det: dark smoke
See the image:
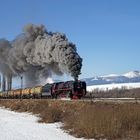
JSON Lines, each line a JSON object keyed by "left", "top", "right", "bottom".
{"left": 0, "top": 24, "right": 82, "bottom": 86}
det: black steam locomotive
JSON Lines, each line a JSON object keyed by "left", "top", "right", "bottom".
{"left": 0, "top": 80, "right": 86, "bottom": 99}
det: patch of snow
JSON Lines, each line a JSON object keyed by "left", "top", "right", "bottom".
{"left": 123, "top": 71, "right": 140, "bottom": 78}
{"left": 105, "top": 79, "right": 112, "bottom": 82}
{"left": 87, "top": 82, "right": 140, "bottom": 91}
{"left": 0, "top": 108, "right": 88, "bottom": 140}
{"left": 91, "top": 77, "right": 99, "bottom": 81}
{"left": 101, "top": 74, "right": 119, "bottom": 78}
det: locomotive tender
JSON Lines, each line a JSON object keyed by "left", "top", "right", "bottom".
{"left": 0, "top": 80, "right": 86, "bottom": 99}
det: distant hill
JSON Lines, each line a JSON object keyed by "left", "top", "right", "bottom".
{"left": 82, "top": 71, "right": 140, "bottom": 86}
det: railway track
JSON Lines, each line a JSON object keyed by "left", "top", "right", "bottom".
{"left": 82, "top": 98, "right": 140, "bottom": 103}
{"left": 0, "top": 98, "right": 140, "bottom": 103}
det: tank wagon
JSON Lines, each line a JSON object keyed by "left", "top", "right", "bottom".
{"left": 0, "top": 80, "right": 86, "bottom": 99}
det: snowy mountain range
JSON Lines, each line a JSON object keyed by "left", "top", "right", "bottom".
{"left": 82, "top": 71, "right": 140, "bottom": 86}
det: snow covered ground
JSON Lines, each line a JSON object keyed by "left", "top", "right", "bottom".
{"left": 87, "top": 82, "right": 140, "bottom": 92}
{"left": 0, "top": 107, "right": 85, "bottom": 140}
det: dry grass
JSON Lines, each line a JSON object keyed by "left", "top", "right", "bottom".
{"left": 63, "top": 103, "right": 140, "bottom": 139}
{"left": 0, "top": 99, "right": 140, "bottom": 140}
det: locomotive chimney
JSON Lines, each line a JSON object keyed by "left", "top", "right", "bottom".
{"left": 74, "top": 76, "right": 78, "bottom": 82}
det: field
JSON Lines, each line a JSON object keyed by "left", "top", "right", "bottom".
{"left": 0, "top": 99, "right": 140, "bottom": 140}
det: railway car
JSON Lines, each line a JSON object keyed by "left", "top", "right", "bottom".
{"left": 13, "top": 89, "right": 21, "bottom": 98}
{"left": 8, "top": 90, "right": 14, "bottom": 98}
{"left": 0, "top": 92, "right": 2, "bottom": 98}
{"left": 22, "top": 88, "right": 30, "bottom": 98}
{"left": 33, "top": 86, "right": 42, "bottom": 98}
{"left": 0, "top": 91, "right": 7, "bottom": 99}
{"left": 30, "top": 87, "right": 35, "bottom": 97}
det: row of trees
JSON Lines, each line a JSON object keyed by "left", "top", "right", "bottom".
{"left": 86, "top": 87, "right": 140, "bottom": 98}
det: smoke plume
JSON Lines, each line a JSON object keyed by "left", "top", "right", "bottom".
{"left": 0, "top": 24, "right": 82, "bottom": 86}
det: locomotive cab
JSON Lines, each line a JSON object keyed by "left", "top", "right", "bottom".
{"left": 41, "top": 83, "right": 53, "bottom": 98}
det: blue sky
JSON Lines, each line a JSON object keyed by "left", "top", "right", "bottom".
{"left": 0, "top": 0, "right": 140, "bottom": 79}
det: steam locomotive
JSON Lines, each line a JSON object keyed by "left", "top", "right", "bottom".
{"left": 0, "top": 80, "right": 86, "bottom": 99}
